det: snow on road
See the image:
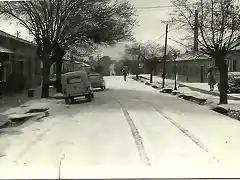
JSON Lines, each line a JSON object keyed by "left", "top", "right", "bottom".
{"left": 1, "top": 76, "right": 240, "bottom": 178}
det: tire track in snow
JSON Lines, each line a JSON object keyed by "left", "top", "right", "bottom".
{"left": 111, "top": 97, "right": 151, "bottom": 167}
{"left": 18, "top": 128, "right": 51, "bottom": 157}
{"left": 142, "top": 100, "right": 209, "bottom": 153}
{"left": 144, "top": 101, "right": 222, "bottom": 163}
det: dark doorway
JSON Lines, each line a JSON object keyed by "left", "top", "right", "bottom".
{"left": 233, "top": 60, "right": 237, "bottom": 72}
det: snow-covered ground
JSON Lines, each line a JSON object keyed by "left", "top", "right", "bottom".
{"left": 1, "top": 76, "right": 240, "bottom": 178}
{"left": 138, "top": 74, "right": 240, "bottom": 110}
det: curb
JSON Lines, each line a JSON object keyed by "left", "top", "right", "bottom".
{"left": 0, "top": 111, "right": 49, "bottom": 129}
{"left": 179, "top": 83, "right": 240, "bottom": 101}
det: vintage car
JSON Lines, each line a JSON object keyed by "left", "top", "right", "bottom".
{"left": 217, "top": 72, "right": 240, "bottom": 93}
{"left": 88, "top": 73, "right": 106, "bottom": 90}
{"left": 61, "top": 71, "right": 94, "bottom": 104}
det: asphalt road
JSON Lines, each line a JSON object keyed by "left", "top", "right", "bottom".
{"left": 1, "top": 76, "right": 240, "bottom": 178}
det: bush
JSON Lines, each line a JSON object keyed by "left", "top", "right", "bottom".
{"left": 6, "top": 73, "right": 26, "bottom": 93}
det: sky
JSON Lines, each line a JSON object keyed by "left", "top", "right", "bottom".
{"left": 0, "top": 0, "right": 192, "bottom": 60}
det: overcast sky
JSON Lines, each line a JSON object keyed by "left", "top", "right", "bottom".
{"left": 0, "top": 0, "right": 192, "bottom": 60}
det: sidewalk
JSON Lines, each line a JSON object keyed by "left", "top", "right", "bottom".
{"left": 0, "top": 86, "right": 63, "bottom": 129}
{"left": 135, "top": 74, "right": 240, "bottom": 120}
{"left": 0, "top": 86, "right": 59, "bottom": 113}
{"left": 139, "top": 74, "right": 240, "bottom": 101}
{"left": 138, "top": 74, "right": 181, "bottom": 88}
{"left": 179, "top": 83, "right": 240, "bottom": 101}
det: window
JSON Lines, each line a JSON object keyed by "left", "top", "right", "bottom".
{"left": 53, "top": 64, "right": 56, "bottom": 74}
{"left": 233, "top": 60, "right": 237, "bottom": 71}
{"left": 67, "top": 76, "right": 82, "bottom": 84}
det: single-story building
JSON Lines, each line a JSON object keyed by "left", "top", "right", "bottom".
{"left": 157, "top": 50, "right": 240, "bottom": 83}
{"left": 0, "top": 30, "right": 41, "bottom": 94}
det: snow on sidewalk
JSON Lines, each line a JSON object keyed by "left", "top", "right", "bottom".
{"left": 137, "top": 74, "right": 240, "bottom": 110}
{"left": 180, "top": 82, "right": 240, "bottom": 100}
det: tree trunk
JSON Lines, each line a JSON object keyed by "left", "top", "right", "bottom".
{"left": 218, "top": 63, "right": 228, "bottom": 104}
{"left": 56, "top": 59, "right": 63, "bottom": 93}
{"left": 214, "top": 53, "right": 228, "bottom": 104}
{"left": 40, "top": 42, "right": 52, "bottom": 98}
{"left": 136, "top": 61, "right": 139, "bottom": 79}
{"left": 41, "top": 55, "right": 51, "bottom": 98}
{"left": 55, "top": 47, "right": 65, "bottom": 93}
{"left": 150, "top": 68, "right": 153, "bottom": 83}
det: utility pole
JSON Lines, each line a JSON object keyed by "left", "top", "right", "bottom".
{"left": 136, "top": 45, "right": 140, "bottom": 80}
{"left": 16, "top": 31, "right": 20, "bottom": 39}
{"left": 193, "top": 10, "right": 199, "bottom": 52}
{"left": 162, "top": 24, "right": 168, "bottom": 88}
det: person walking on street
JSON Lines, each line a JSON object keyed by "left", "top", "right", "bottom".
{"left": 207, "top": 67, "right": 216, "bottom": 91}
{"left": 122, "top": 69, "right": 127, "bottom": 81}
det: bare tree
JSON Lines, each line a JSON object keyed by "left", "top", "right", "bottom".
{"left": 52, "top": 0, "right": 137, "bottom": 92}
{"left": 169, "top": 0, "right": 240, "bottom": 104}
{"left": 125, "top": 42, "right": 177, "bottom": 83}
{"left": 0, "top": 0, "right": 137, "bottom": 97}
{"left": 0, "top": 1, "right": 67, "bottom": 98}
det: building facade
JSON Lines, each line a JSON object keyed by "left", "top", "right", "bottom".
{"left": 0, "top": 30, "right": 41, "bottom": 94}
{"left": 157, "top": 51, "right": 240, "bottom": 83}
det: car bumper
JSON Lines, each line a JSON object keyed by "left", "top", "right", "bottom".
{"left": 91, "top": 83, "right": 102, "bottom": 88}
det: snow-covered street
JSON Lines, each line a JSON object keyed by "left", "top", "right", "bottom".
{"left": 1, "top": 76, "right": 240, "bottom": 178}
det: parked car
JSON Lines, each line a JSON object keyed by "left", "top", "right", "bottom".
{"left": 217, "top": 72, "right": 240, "bottom": 93}
{"left": 61, "top": 71, "right": 94, "bottom": 104}
{"left": 88, "top": 73, "right": 106, "bottom": 90}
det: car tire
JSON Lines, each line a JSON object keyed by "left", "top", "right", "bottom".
{"left": 101, "top": 86, "right": 104, "bottom": 91}
{"left": 65, "top": 97, "right": 71, "bottom": 105}
{"left": 86, "top": 94, "right": 92, "bottom": 102}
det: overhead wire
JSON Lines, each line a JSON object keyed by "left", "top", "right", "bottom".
{"left": 135, "top": 3, "right": 195, "bottom": 10}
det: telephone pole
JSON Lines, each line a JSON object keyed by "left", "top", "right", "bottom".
{"left": 162, "top": 24, "right": 168, "bottom": 88}
{"left": 136, "top": 45, "right": 140, "bottom": 80}
{"left": 193, "top": 10, "right": 199, "bottom": 52}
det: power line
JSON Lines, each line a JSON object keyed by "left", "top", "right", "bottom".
{"left": 153, "top": 25, "right": 181, "bottom": 42}
{"left": 135, "top": 3, "right": 194, "bottom": 10}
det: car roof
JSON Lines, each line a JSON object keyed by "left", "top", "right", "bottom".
{"left": 62, "top": 71, "right": 87, "bottom": 77}
{"left": 89, "top": 73, "right": 101, "bottom": 76}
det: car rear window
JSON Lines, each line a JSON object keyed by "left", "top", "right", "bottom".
{"left": 67, "top": 76, "right": 82, "bottom": 84}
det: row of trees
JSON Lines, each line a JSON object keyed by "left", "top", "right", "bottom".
{"left": 121, "top": 41, "right": 179, "bottom": 83}
{"left": 125, "top": 0, "right": 240, "bottom": 104}
{"left": 0, "top": 0, "right": 137, "bottom": 98}
{"left": 169, "top": 0, "right": 240, "bottom": 104}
